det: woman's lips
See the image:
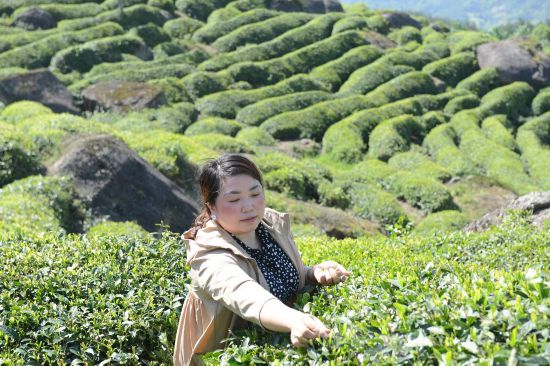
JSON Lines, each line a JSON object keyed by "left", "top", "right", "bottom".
{"left": 241, "top": 216, "right": 257, "bottom": 222}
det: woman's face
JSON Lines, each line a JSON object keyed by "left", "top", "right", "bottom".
{"left": 208, "top": 174, "right": 266, "bottom": 235}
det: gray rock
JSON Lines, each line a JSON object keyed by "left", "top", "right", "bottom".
{"left": 270, "top": 0, "right": 343, "bottom": 13}
{"left": 48, "top": 134, "right": 200, "bottom": 233}
{"left": 81, "top": 81, "right": 166, "bottom": 113}
{"left": 0, "top": 69, "right": 78, "bottom": 114}
{"left": 465, "top": 191, "right": 550, "bottom": 231}
{"left": 382, "top": 12, "right": 422, "bottom": 29}
{"left": 13, "top": 7, "right": 56, "bottom": 30}
{"left": 477, "top": 39, "right": 550, "bottom": 88}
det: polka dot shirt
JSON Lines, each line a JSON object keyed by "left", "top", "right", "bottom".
{"left": 230, "top": 222, "right": 299, "bottom": 303}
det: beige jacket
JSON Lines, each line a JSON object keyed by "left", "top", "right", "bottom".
{"left": 173, "top": 208, "right": 309, "bottom": 366}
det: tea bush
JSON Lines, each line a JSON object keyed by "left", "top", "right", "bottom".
{"left": 367, "top": 115, "right": 423, "bottom": 161}
{"left": 478, "top": 81, "right": 535, "bottom": 120}
{"left": 339, "top": 61, "right": 414, "bottom": 95}
{"left": 480, "top": 115, "right": 517, "bottom": 151}
{"left": 388, "top": 151, "right": 452, "bottom": 182}
{"left": 422, "top": 51, "right": 478, "bottom": 87}
{"left": 198, "top": 13, "right": 344, "bottom": 71}
{"left": 532, "top": 87, "right": 550, "bottom": 116}
{"left": 413, "top": 210, "right": 468, "bottom": 234}
{"left": 236, "top": 91, "right": 332, "bottom": 126}
{"left": 310, "top": 45, "right": 383, "bottom": 91}
{"left": 447, "top": 30, "right": 495, "bottom": 54}
{"left": 456, "top": 67, "right": 501, "bottom": 97}
{"left": 516, "top": 112, "right": 550, "bottom": 190}
{"left": 212, "top": 13, "right": 314, "bottom": 52}
{"left": 195, "top": 74, "right": 326, "bottom": 118}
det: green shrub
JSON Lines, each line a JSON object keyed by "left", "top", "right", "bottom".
{"left": 516, "top": 112, "right": 550, "bottom": 190}
{"left": 388, "top": 26, "right": 422, "bottom": 45}
{"left": 423, "top": 123, "right": 473, "bottom": 176}
{"left": 181, "top": 71, "right": 230, "bottom": 101}
{"left": 0, "top": 101, "right": 53, "bottom": 124}
{"left": 163, "top": 16, "right": 204, "bottom": 38}
{"left": 175, "top": 0, "right": 231, "bottom": 21}
{"left": 448, "top": 30, "right": 495, "bottom": 54}
{"left": 236, "top": 91, "right": 332, "bottom": 126}
{"left": 212, "top": 13, "right": 314, "bottom": 52}
{"left": 0, "top": 175, "right": 85, "bottom": 233}
{"left": 0, "top": 134, "right": 43, "bottom": 188}
{"left": 459, "top": 128, "right": 538, "bottom": 195}
{"left": 0, "top": 230, "right": 187, "bottom": 363}
{"left": 422, "top": 51, "right": 478, "bottom": 87}
{"left": 365, "top": 71, "right": 438, "bottom": 106}
{"left": 532, "top": 87, "right": 550, "bottom": 116}
{"left": 50, "top": 35, "right": 151, "bottom": 74}
{"left": 256, "top": 152, "right": 330, "bottom": 201}
{"left": 532, "top": 23, "right": 550, "bottom": 45}
{"left": 184, "top": 117, "right": 243, "bottom": 136}
{"left": 0, "top": 28, "right": 60, "bottom": 54}
{"left": 193, "top": 133, "right": 255, "bottom": 154}
{"left": 206, "top": 6, "right": 244, "bottom": 23}
{"left": 70, "top": 64, "right": 196, "bottom": 92}
{"left": 260, "top": 95, "right": 370, "bottom": 141}
{"left": 192, "top": 8, "right": 278, "bottom": 44}
{"left": 481, "top": 115, "right": 517, "bottom": 151}
{"left": 317, "top": 180, "right": 350, "bottom": 209}
{"left": 0, "top": 192, "right": 63, "bottom": 235}
{"left": 13, "top": 3, "right": 102, "bottom": 21}
{"left": 388, "top": 151, "right": 452, "bottom": 182}
{"left": 331, "top": 15, "right": 369, "bottom": 34}
{"left": 310, "top": 45, "right": 383, "bottom": 91}
{"left": 418, "top": 110, "right": 447, "bottom": 131}
{"left": 59, "top": 4, "right": 170, "bottom": 30}
{"left": 91, "top": 103, "right": 197, "bottom": 134}
{"left": 339, "top": 61, "right": 414, "bottom": 95}
{"left": 365, "top": 14, "right": 389, "bottom": 34}
{"left": 198, "top": 13, "right": 345, "bottom": 71}
{"left": 235, "top": 126, "right": 276, "bottom": 146}
{"left": 129, "top": 23, "right": 171, "bottom": 47}
{"left": 85, "top": 53, "right": 203, "bottom": 78}
{"left": 0, "top": 67, "right": 27, "bottom": 79}
{"left": 367, "top": 115, "right": 423, "bottom": 161}
{"left": 421, "top": 40, "right": 450, "bottom": 59}
{"left": 443, "top": 94, "right": 480, "bottom": 115}
{"left": 348, "top": 182, "right": 407, "bottom": 225}
{"left": 448, "top": 109, "right": 481, "bottom": 138}
{"left": 382, "top": 46, "right": 440, "bottom": 70}
{"left": 414, "top": 210, "right": 468, "bottom": 234}
{"left": 0, "top": 22, "right": 123, "bottom": 69}
{"left": 478, "top": 81, "right": 535, "bottom": 119}
{"left": 87, "top": 220, "right": 149, "bottom": 238}
{"left": 456, "top": 67, "right": 501, "bottom": 97}
{"left": 195, "top": 74, "right": 326, "bottom": 118}
{"left": 148, "top": 77, "right": 192, "bottom": 104}
{"left": 322, "top": 97, "right": 426, "bottom": 163}
{"left": 227, "top": 30, "right": 366, "bottom": 86}
{"left": 385, "top": 170, "right": 456, "bottom": 213}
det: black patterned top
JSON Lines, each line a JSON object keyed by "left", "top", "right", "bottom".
{"left": 229, "top": 222, "right": 299, "bottom": 303}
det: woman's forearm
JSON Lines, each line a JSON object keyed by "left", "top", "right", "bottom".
{"left": 258, "top": 298, "right": 303, "bottom": 332}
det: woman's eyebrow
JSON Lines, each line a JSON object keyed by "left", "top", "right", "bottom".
{"left": 223, "top": 184, "right": 261, "bottom": 196}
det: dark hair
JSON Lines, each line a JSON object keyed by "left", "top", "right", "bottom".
{"left": 189, "top": 154, "right": 263, "bottom": 238}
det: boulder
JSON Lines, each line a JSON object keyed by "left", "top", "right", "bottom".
{"left": 0, "top": 69, "right": 78, "bottom": 114}
{"left": 270, "top": 0, "right": 343, "bottom": 13}
{"left": 48, "top": 134, "right": 200, "bottom": 233}
{"left": 12, "top": 7, "right": 56, "bottom": 30}
{"left": 476, "top": 39, "right": 550, "bottom": 88}
{"left": 80, "top": 81, "right": 167, "bottom": 113}
{"left": 382, "top": 12, "right": 422, "bottom": 29}
{"left": 465, "top": 191, "right": 550, "bottom": 231}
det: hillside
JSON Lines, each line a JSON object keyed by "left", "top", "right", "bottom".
{"left": 345, "top": 0, "right": 550, "bottom": 29}
{"left": 1, "top": 0, "right": 550, "bottom": 363}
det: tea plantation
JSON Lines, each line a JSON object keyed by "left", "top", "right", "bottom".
{"left": 1, "top": 0, "right": 550, "bottom": 363}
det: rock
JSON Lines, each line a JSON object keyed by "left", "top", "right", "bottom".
{"left": 364, "top": 31, "right": 396, "bottom": 49}
{"left": 476, "top": 39, "right": 550, "bottom": 88}
{"left": 464, "top": 191, "right": 550, "bottom": 231}
{"left": 270, "top": 0, "right": 343, "bottom": 13}
{"left": 432, "top": 76, "right": 447, "bottom": 93}
{"left": 48, "top": 134, "right": 200, "bottom": 233}
{"left": 277, "top": 139, "right": 321, "bottom": 158}
{"left": 12, "top": 7, "right": 57, "bottom": 30}
{"left": 382, "top": 12, "right": 422, "bottom": 29}
{"left": 80, "top": 81, "right": 167, "bottom": 113}
{"left": 0, "top": 69, "right": 78, "bottom": 114}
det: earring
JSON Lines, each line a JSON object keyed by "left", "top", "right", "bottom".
{"left": 211, "top": 213, "right": 217, "bottom": 221}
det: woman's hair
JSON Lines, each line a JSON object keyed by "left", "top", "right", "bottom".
{"left": 189, "top": 153, "right": 263, "bottom": 238}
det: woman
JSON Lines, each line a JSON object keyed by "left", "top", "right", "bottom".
{"left": 173, "top": 154, "right": 350, "bottom": 365}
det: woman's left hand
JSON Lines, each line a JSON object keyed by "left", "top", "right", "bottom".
{"left": 311, "top": 261, "right": 351, "bottom": 285}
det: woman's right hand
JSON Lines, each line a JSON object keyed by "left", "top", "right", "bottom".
{"left": 289, "top": 313, "right": 331, "bottom": 347}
